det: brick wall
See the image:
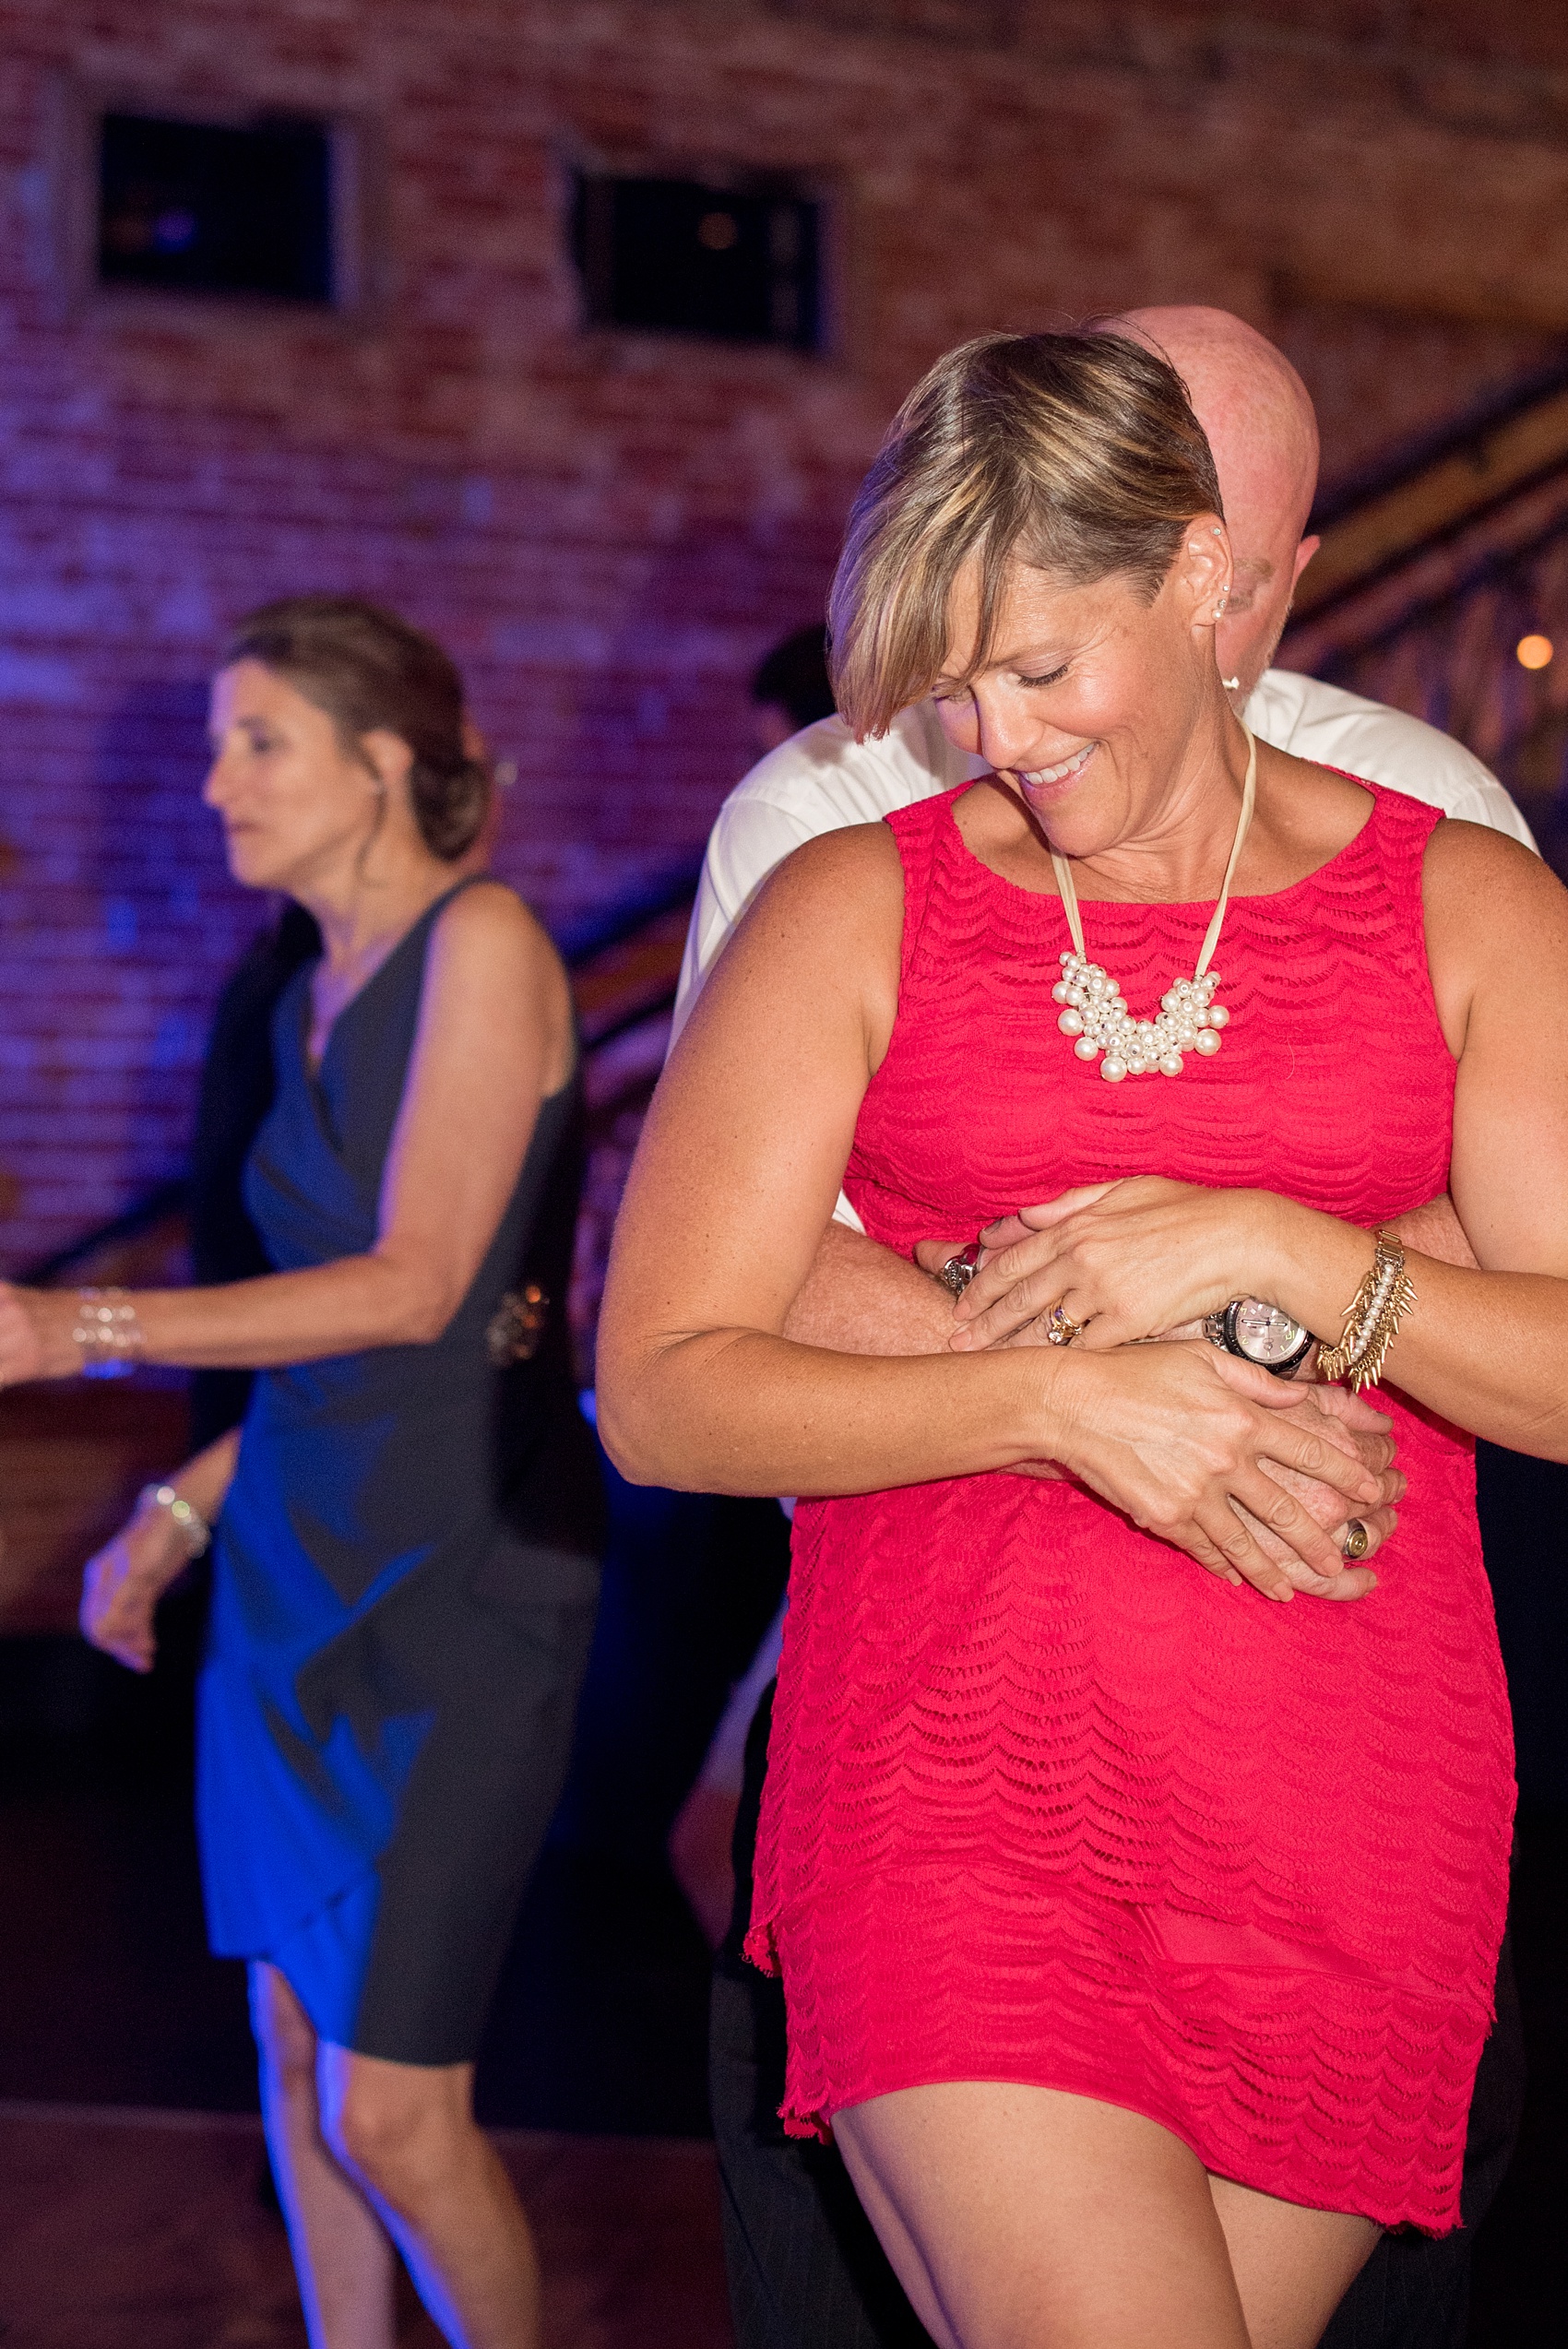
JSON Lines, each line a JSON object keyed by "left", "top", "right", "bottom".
{"left": 2, "top": 0, "right": 1567, "bottom": 1266}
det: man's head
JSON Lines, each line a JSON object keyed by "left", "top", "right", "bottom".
{"left": 1113, "top": 306, "right": 1320, "bottom": 694}
{"left": 750, "top": 623, "right": 837, "bottom": 754}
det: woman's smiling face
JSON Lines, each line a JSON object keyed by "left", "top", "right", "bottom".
{"left": 931, "top": 516, "right": 1232, "bottom": 859}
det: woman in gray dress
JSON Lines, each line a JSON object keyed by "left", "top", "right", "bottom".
{"left": 0, "top": 598, "right": 603, "bottom": 2349}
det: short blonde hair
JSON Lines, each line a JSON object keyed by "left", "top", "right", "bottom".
{"left": 828, "top": 331, "right": 1223, "bottom": 738}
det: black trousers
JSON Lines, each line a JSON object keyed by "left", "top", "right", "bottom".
{"left": 713, "top": 1684, "right": 1524, "bottom": 2349}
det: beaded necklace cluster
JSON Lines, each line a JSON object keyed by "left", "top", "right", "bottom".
{"left": 1049, "top": 726, "right": 1257, "bottom": 1085}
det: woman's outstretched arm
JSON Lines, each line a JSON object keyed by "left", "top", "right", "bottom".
{"left": 0, "top": 885, "right": 571, "bottom": 1377}
{"left": 597, "top": 826, "right": 1396, "bottom": 1602}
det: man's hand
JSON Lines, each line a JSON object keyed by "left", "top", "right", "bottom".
{"left": 782, "top": 1222, "right": 1075, "bottom": 1471}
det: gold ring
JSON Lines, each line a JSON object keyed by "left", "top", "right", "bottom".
{"left": 1342, "top": 1520, "right": 1370, "bottom": 1561}
{"left": 1045, "top": 1304, "right": 1087, "bottom": 1347}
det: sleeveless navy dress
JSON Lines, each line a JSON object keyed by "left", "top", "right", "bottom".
{"left": 196, "top": 880, "right": 604, "bottom": 2063}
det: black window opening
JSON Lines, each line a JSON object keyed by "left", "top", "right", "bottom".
{"left": 97, "top": 112, "right": 335, "bottom": 303}
{"left": 574, "top": 174, "right": 821, "bottom": 351}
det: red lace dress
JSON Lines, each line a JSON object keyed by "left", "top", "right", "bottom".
{"left": 744, "top": 779, "right": 1515, "bottom": 2233}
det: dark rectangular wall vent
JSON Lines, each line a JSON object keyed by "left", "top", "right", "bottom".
{"left": 98, "top": 112, "right": 334, "bottom": 303}
{"left": 573, "top": 174, "right": 820, "bottom": 350}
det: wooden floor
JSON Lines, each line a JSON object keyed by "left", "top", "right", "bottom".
{"left": 0, "top": 2103, "right": 735, "bottom": 2349}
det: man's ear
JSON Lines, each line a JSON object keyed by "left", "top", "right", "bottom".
{"left": 1291, "top": 533, "right": 1321, "bottom": 587}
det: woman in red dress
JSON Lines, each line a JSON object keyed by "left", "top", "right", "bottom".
{"left": 598, "top": 333, "right": 1562, "bottom": 2348}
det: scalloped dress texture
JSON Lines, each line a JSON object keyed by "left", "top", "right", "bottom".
{"left": 743, "top": 779, "right": 1515, "bottom": 2233}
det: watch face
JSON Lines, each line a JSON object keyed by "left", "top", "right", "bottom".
{"left": 1229, "top": 1298, "right": 1310, "bottom": 1367}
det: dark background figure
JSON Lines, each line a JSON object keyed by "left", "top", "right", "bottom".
{"left": 748, "top": 624, "right": 837, "bottom": 755}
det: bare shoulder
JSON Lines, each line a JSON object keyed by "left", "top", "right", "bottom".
{"left": 743, "top": 818, "right": 906, "bottom": 935}
{"left": 1422, "top": 818, "right": 1568, "bottom": 1054}
{"left": 421, "top": 882, "right": 572, "bottom": 1084}
{"left": 1423, "top": 816, "right": 1568, "bottom": 944}
{"left": 683, "top": 820, "right": 905, "bottom": 1059}
{"left": 430, "top": 878, "right": 564, "bottom": 982}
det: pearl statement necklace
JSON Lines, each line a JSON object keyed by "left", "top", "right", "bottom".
{"left": 1050, "top": 726, "right": 1257, "bottom": 1085}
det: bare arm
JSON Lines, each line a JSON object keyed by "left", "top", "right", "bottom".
{"left": 782, "top": 1220, "right": 958, "bottom": 1353}
{"left": 0, "top": 885, "right": 572, "bottom": 1378}
{"left": 598, "top": 827, "right": 1396, "bottom": 1603}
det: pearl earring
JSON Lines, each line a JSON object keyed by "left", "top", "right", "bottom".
{"left": 1222, "top": 675, "right": 1241, "bottom": 692}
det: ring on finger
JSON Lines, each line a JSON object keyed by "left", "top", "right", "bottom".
{"left": 1044, "top": 1302, "right": 1087, "bottom": 1347}
{"left": 1341, "top": 1519, "right": 1370, "bottom": 1561}
{"left": 935, "top": 1243, "right": 983, "bottom": 1299}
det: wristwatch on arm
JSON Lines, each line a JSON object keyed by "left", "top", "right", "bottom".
{"left": 1204, "top": 1297, "right": 1315, "bottom": 1378}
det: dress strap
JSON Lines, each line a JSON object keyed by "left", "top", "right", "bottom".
{"left": 884, "top": 785, "right": 970, "bottom": 991}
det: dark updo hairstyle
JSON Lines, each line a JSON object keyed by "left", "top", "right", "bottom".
{"left": 828, "top": 330, "right": 1224, "bottom": 738}
{"left": 220, "top": 595, "right": 492, "bottom": 861}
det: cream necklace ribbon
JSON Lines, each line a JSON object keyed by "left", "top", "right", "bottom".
{"left": 1050, "top": 725, "right": 1257, "bottom": 1085}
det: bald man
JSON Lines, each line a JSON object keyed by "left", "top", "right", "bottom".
{"left": 690, "top": 311, "right": 1526, "bottom": 2349}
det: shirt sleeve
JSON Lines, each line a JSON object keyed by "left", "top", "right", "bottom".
{"left": 671, "top": 795, "right": 819, "bottom": 1041}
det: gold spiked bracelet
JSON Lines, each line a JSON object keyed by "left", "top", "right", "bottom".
{"left": 1317, "top": 1227, "right": 1417, "bottom": 1393}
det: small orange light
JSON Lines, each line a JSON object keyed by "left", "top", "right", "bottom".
{"left": 1516, "top": 634, "right": 1554, "bottom": 670}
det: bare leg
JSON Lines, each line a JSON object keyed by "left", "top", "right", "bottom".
{"left": 251, "top": 1963, "right": 396, "bottom": 2349}
{"left": 836, "top": 2081, "right": 1378, "bottom": 2349}
{"left": 318, "top": 2044, "right": 541, "bottom": 2349}
{"left": 834, "top": 2081, "right": 1252, "bottom": 2349}
{"left": 1209, "top": 2173, "right": 1379, "bottom": 2349}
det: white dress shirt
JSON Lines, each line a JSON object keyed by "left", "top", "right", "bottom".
{"left": 675, "top": 670, "right": 1534, "bottom": 1031}
{"left": 671, "top": 670, "right": 1535, "bottom": 1229}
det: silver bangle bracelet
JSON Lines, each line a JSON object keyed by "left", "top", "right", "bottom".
{"left": 74, "top": 1287, "right": 146, "bottom": 1381}
{"left": 138, "top": 1483, "right": 211, "bottom": 1560}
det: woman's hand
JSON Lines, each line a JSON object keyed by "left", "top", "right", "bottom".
{"left": 1049, "top": 1338, "right": 1402, "bottom": 1603}
{"left": 80, "top": 1498, "right": 192, "bottom": 1673}
{"left": 0, "top": 1285, "right": 81, "bottom": 1386}
{"left": 940, "top": 1180, "right": 1288, "bottom": 1351}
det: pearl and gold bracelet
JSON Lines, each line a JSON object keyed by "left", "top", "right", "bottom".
{"left": 1317, "top": 1228, "right": 1417, "bottom": 1394}
{"left": 138, "top": 1483, "right": 212, "bottom": 1560}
